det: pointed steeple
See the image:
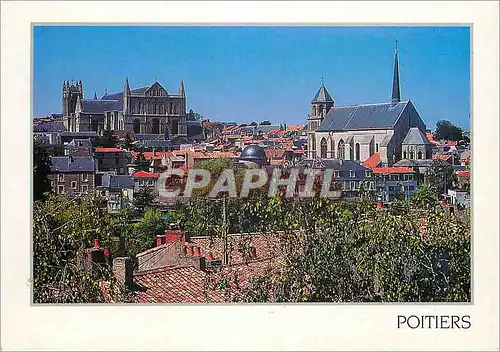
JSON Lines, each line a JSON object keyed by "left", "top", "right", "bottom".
{"left": 179, "top": 80, "right": 185, "bottom": 97}
{"left": 311, "top": 80, "right": 334, "bottom": 104}
{"left": 93, "top": 91, "right": 98, "bottom": 100}
{"left": 124, "top": 77, "right": 130, "bottom": 95}
{"left": 391, "top": 41, "right": 401, "bottom": 105}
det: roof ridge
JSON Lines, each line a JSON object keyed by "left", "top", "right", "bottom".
{"left": 334, "top": 100, "right": 409, "bottom": 108}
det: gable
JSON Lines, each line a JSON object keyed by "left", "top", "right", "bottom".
{"left": 145, "top": 82, "right": 168, "bottom": 97}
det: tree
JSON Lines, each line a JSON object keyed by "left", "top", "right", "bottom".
{"left": 33, "top": 192, "right": 133, "bottom": 303}
{"left": 433, "top": 120, "right": 463, "bottom": 141}
{"left": 411, "top": 185, "right": 438, "bottom": 208}
{"left": 132, "top": 188, "right": 155, "bottom": 214}
{"left": 97, "top": 128, "right": 118, "bottom": 148}
{"left": 33, "top": 140, "right": 52, "bottom": 200}
{"left": 260, "top": 120, "right": 272, "bottom": 125}
{"left": 187, "top": 109, "right": 207, "bottom": 121}
{"left": 425, "top": 160, "right": 456, "bottom": 197}
{"left": 120, "top": 131, "right": 134, "bottom": 151}
{"left": 134, "top": 152, "right": 150, "bottom": 172}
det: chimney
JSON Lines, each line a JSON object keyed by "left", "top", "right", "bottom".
{"left": 113, "top": 257, "right": 133, "bottom": 288}
{"left": 193, "top": 246, "right": 201, "bottom": 257}
{"left": 165, "top": 229, "right": 185, "bottom": 244}
{"left": 186, "top": 243, "right": 194, "bottom": 256}
{"left": 156, "top": 234, "right": 166, "bottom": 247}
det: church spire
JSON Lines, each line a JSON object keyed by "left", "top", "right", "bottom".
{"left": 391, "top": 41, "right": 401, "bottom": 105}
{"left": 93, "top": 91, "right": 98, "bottom": 100}
{"left": 179, "top": 80, "right": 185, "bottom": 97}
{"left": 124, "top": 77, "right": 130, "bottom": 95}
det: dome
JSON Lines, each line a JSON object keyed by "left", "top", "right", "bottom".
{"left": 239, "top": 144, "right": 268, "bottom": 165}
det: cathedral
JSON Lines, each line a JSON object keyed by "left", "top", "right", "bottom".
{"left": 62, "top": 78, "right": 188, "bottom": 136}
{"left": 306, "top": 44, "right": 432, "bottom": 167}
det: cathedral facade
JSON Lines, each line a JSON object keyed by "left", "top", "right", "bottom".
{"left": 306, "top": 45, "right": 432, "bottom": 167}
{"left": 62, "top": 78, "right": 188, "bottom": 137}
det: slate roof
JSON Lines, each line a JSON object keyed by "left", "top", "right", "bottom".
{"left": 50, "top": 156, "right": 95, "bottom": 173}
{"left": 393, "top": 159, "right": 435, "bottom": 168}
{"left": 60, "top": 131, "right": 99, "bottom": 138}
{"left": 100, "top": 174, "right": 134, "bottom": 190}
{"left": 312, "top": 85, "right": 334, "bottom": 103}
{"left": 33, "top": 120, "right": 65, "bottom": 132}
{"left": 81, "top": 99, "right": 121, "bottom": 114}
{"left": 317, "top": 101, "right": 409, "bottom": 132}
{"left": 402, "top": 127, "right": 433, "bottom": 145}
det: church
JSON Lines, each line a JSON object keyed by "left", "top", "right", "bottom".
{"left": 306, "top": 44, "right": 433, "bottom": 167}
{"left": 62, "top": 78, "right": 188, "bottom": 137}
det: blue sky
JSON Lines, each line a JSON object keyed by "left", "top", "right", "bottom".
{"left": 33, "top": 26, "right": 470, "bottom": 130}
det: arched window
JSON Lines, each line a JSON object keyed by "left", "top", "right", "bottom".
{"left": 417, "top": 151, "right": 423, "bottom": 159}
{"left": 330, "top": 139, "right": 335, "bottom": 158}
{"left": 152, "top": 118, "right": 160, "bottom": 134}
{"left": 355, "top": 143, "right": 360, "bottom": 160}
{"left": 171, "top": 119, "right": 179, "bottom": 135}
{"left": 337, "top": 140, "right": 345, "bottom": 159}
{"left": 133, "top": 118, "right": 141, "bottom": 134}
{"left": 320, "top": 138, "right": 327, "bottom": 158}
{"left": 403, "top": 151, "right": 407, "bottom": 159}
{"left": 349, "top": 140, "right": 354, "bottom": 160}
{"left": 409, "top": 149, "right": 414, "bottom": 159}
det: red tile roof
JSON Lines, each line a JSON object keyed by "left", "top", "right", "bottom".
{"left": 133, "top": 171, "right": 160, "bottom": 178}
{"left": 432, "top": 154, "right": 453, "bottom": 161}
{"left": 456, "top": 170, "right": 470, "bottom": 177}
{"left": 361, "top": 152, "right": 381, "bottom": 169}
{"left": 265, "top": 149, "right": 286, "bottom": 159}
{"left": 95, "top": 147, "right": 124, "bottom": 153}
{"left": 372, "top": 166, "right": 414, "bottom": 174}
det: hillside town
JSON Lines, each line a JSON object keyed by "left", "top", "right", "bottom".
{"left": 33, "top": 44, "right": 471, "bottom": 304}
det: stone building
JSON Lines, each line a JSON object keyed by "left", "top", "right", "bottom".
{"left": 48, "top": 155, "right": 95, "bottom": 196}
{"left": 306, "top": 44, "right": 432, "bottom": 167}
{"left": 62, "top": 79, "right": 187, "bottom": 137}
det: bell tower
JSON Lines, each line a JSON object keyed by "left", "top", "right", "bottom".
{"left": 307, "top": 77, "right": 334, "bottom": 158}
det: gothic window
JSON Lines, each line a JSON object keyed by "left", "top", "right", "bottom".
{"left": 171, "top": 119, "right": 179, "bottom": 135}
{"left": 330, "top": 139, "right": 335, "bottom": 158}
{"left": 133, "top": 118, "right": 141, "bottom": 134}
{"left": 349, "top": 140, "right": 354, "bottom": 160}
{"left": 320, "top": 138, "right": 327, "bottom": 158}
{"left": 152, "top": 118, "right": 160, "bottom": 134}
{"left": 337, "top": 140, "right": 345, "bottom": 159}
{"left": 403, "top": 151, "right": 407, "bottom": 159}
{"left": 410, "top": 150, "right": 414, "bottom": 159}
{"left": 355, "top": 143, "right": 360, "bottom": 161}
{"left": 417, "top": 151, "right": 423, "bottom": 159}
{"left": 311, "top": 135, "right": 316, "bottom": 151}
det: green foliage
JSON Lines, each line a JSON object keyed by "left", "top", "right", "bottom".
{"left": 411, "top": 185, "right": 438, "bottom": 207}
{"left": 132, "top": 188, "right": 155, "bottom": 214}
{"left": 134, "top": 152, "right": 151, "bottom": 171}
{"left": 96, "top": 128, "right": 118, "bottom": 148}
{"left": 425, "top": 160, "right": 456, "bottom": 196}
{"left": 119, "top": 131, "right": 135, "bottom": 151}
{"left": 187, "top": 109, "right": 207, "bottom": 121}
{"left": 32, "top": 192, "right": 129, "bottom": 303}
{"left": 433, "top": 120, "right": 464, "bottom": 141}
{"left": 197, "top": 198, "right": 470, "bottom": 303}
{"left": 33, "top": 140, "right": 52, "bottom": 201}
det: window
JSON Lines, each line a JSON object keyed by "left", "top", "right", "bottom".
{"left": 350, "top": 181, "right": 356, "bottom": 190}
{"left": 337, "top": 140, "right": 345, "bottom": 159}
{"left": 311, "top": 136, "right": 316, "bottom": 151}
{"left": 376, "top": 143, "right": 379, "bottom": 152}
{"left": 58, "top": 174, "right": 64, "bottom": 182}
{"left": 148, "top": 179, "right": 154, "bottom": 185}
{"left": 403, "top": 151, "right": 407, "bottom": 159}
{"left": 355, "top": 143, "right": 360, "bottom": 161}
{"left": 82, "top": 173, "right": 88, "bottom": 182}
{"left": 417, "top": 151, "right": 423, "bottom": 159}
{"left": 320, "top": 138, "right": 327, "bottom": 158}
{"left": 408, "top": 185, "right": 415, "bottom": 191}
{"left": 82, "top": 185, "right": 88, "bottom": 193}
{"left": 365, "top": 171, "right": 372, "bottom": 178}
{"left": 350, "top": 170, "right": 356, "bottom": 178}
{"left": 334, "top": 170, "right": 340, "bottom": 178}
{"left": 58, "top": 185, "right": 65, "bottom": 194}
{"left": 369, "top": 181, "right": 375, "bottom": 190}
{"left": 71, "top": 181, "right": 77, "bottom": 189}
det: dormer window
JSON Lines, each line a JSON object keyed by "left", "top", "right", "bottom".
{"left": 350, "top": 170, "right": 356, "bottom": 178}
